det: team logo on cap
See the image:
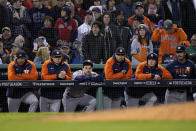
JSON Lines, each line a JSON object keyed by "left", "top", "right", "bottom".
{"left": 120, "top": 49, "right": 123, "bottom": 52}
{"left": 19, "top": 54, "right": 22, "bottom": 57}
{"left": 178, "top": 46, "right": 181, "bottom": 50}
{"left": 151, "top": 54, "right": 154, "bottom": 57}
{"left": 57, "top": 51, "right": 60, "bottom": 54}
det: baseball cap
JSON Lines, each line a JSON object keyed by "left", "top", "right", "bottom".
{"left": 163, "top": 19, "right": 173, "bottom": 29}
{"left": 85, "top": 10, "right": 93, "bottom": 16}
{"left": 176, "top": 45, "right": 186, "bottom": 53}
{"left": 147, "top": 53, "right": 158, "bottom": 60}
{"left": 51, "top": 50, "right": 62, "bottom": 57}
{"left": 135, "top": 1, "right": 144, "bottom": 9}
{"left": 115, "top": 47, "right": 126, "bottom": 55}
{"left": 16, "top": 50, "right": 26, "bottom": 59}
{"left": 92, "top": 7, "right": 101, "bottom": 13}
{"left": 2, "top": 27, "right": 11, "bottom": 32}
{"left": 138, "top": 24, "right": 147, "bottom": 31}
{"left": 83, "top": 59, "right": 93, "bottom": 67}
{"left": 12, "top": 42, "right": 21, "bottom": 48}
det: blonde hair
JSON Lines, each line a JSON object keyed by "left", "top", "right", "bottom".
{"left": 36, "top": 47, "right": 50, "bottom": 62}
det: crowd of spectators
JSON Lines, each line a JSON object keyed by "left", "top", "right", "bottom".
{"left": 0, "top": 0, "right": 196, "bottom": 65}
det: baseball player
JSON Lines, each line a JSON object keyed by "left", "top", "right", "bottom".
{"left": 125, "top": 53, "right": 173, "bottom": 107}
{"left": 104, "top": 47, "right": 133, "bottom": 109}
{"left": 40, "top": 50, "right": 72, "bottom": 112}
{"left": 7, "top": 50, "right": 38, "bottom": 112}
{"left": 62, "top": 59, "right": 104, "bottom": 112}
{"left": 165, "top": 45, "right": 196, "bottom": 104}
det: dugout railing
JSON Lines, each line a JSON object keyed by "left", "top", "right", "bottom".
{"left": 0, "top": 80, "right": 195, "bottom": 111}
{"left": 0, "top": 64, "right": 195, "bottom": 112}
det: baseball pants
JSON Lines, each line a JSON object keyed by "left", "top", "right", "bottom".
{"left": 124, "top": 92, "right": 157, "bottom": 107}
{"left": 165, "top": 89, "right": 187, "bottom": 104}
{"left": 103, "top": 95, "right": 121, "bottom": 110}
{"left": 7, "top": 92, "right": 38, "bottom": 112}
{"left": 62, "top": 94, "right": 96, "bottom": 112}
{"left": 39, "top": 97, "right": 61, "bottom": 112}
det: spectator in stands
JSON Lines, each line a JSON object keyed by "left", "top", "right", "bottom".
{"left": 128, "top": 1, "right": 153, "bottom": 33}
{"left": 117, "top": 0, "right": 135, "bottom": 20}
{"left": 28, "top": 0, "right": 50, "bottom": 39}
{"left": 33, "top": 46, "right": 50, "bottom": 64}
{"left": 14, "top": 35, "right": 31, "bottom": 59}
{"left": 32, "top": 36, "right": 49, "bottom": 57}
{"left": 82, "top": 21, "right": 105, "bottom": 64}
{"left": 162, "top": 0, "right": 181, "bottom": 26}
{"left": 8, "top": 42, "right": 22, "bottom": 63}
{"left": 73, "top": 0, "right": 85, "bottom": 22}
{"left": 143, "top": 0, "right": 165, "bottom": 28}
{"left": 10, "top": 0, "right": 31, "bottom": 37}
{"left": 7, "top": 49, "right": 38, "bottom": 112}
{"left": 55, "top": 6, "right": 78, "bottom": 47}
{"left": 105, "top": 0, "right": 116, "bottom": 13}
{"left": 102, "top": 12, "right": 122, "bottom": 61}
{"left": 180, "top": 0, "right": 196, "bottom": 40}
{"left": 0, "top": 38, "right": 9, "bottom": 64}
{"left": 130, "top": 14, "right": 144, "bottom": 38}
{"left": 125, "top": 53, "right": 173, "bottom": 107}
{"left": 151, "top": 19, "right": 188, "bottom": 64}
{"left": 42, "top": 0, "right": 51, "bottom": 9}
{"left": 186, "top": 34, "right": 196, "bottom": 63}
{"left": 165, "top": 45, "right": 195, "bottom": 104}
{"left": 91, "top": 7, "right": 102, "bottom": 23}
{"left": 77, "top": 10, "right": 93, "bottom": 43}
{"left": 104, "top": 47, "right": 132, "bottom": 109}
{"left": 50, "top": 0, "right": 65, "bottom": 22}
{"left": 1, "top": 27, "right": 14, "bottom": 52}
{"left": 60, "top": 44, "right": 78, "bottom": 64}
{"left": 39, "top": 16, "right": 59, "bottom": 50}
{"left": 131, "top": 24, "right": 153, "bottom": 65}
{"left": 114, "top": 10, "right": 132, "bottom": 55}
{"left": 62, "top": 59, "right": 103, "bottom": 112}
{"left": 0, "top": 0, "right": 10, "bottom": 31}
{"left": 40, "top": 50, "right": 72, "bottom": 112}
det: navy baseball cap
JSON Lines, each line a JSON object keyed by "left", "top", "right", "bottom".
{"left": 16, "top": 50, "right": 26, "bottom": 59}
{"left": 51, "top": 50, "right": 62, "bottom": 57}
{"left": 135, "top": 1, "right": 144, "bottom": 9}
{"left": 92, "top": 7, "right": 101, "bottom": 13}
{"left": 115, "top": 47, "right": 126, "bottom": 55}
{"left": 147, "top": 53, "right": 158, "bottom": 60}
{"left": 176, "top": 45, "right": 186, "bottom": 53}
{"left": 83, "top": 59, "right": 93, "bottom": 67}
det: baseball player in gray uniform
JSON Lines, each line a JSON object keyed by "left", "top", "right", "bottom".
{"left": 62, "top": 60, "right": 103, "bottom": 112}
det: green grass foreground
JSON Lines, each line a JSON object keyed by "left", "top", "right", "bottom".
{"left": 0, "top": 113, "right": 196, "bottom": 131}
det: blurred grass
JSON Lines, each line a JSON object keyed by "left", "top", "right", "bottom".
{"left": 0, "top": 113, "right": 196, "bottom": 131}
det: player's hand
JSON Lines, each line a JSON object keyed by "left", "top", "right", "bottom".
{"left": 58, "top": 70, "right": 66, "bottom": 79}
{"left": 153, "top": 75, "right": 161, "bottom": 80}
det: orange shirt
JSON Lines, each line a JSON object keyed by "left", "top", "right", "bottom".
{"left": 128, "top": 14, "right": 153, "bottom": 32}
{"left": 151, "top": 27, "right": 187, "bottom": 63}
{"left": 104, "top": 57, "right": 133, "bottom": 80}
